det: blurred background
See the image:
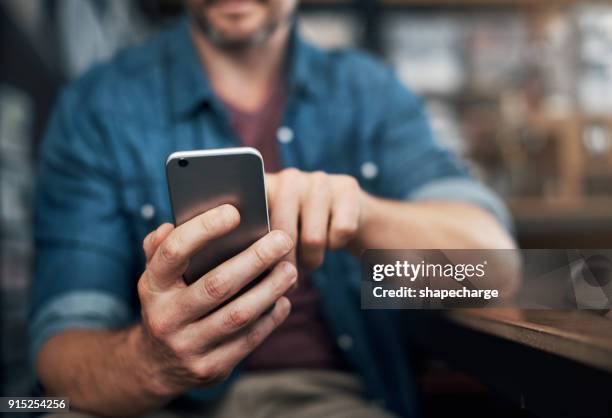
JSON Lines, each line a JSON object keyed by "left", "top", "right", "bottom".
{"left": 2, "top": 0, "right": 612, "bottom": 415}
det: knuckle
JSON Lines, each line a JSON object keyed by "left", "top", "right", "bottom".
{"left": 301, "top": 233, "right": 326, "bottom": 249}
{"left": 137, "top": 276, "right": 148, "bottom": 299}
{"left": 137, "top": 277, "right": 157, "bottom": 307}
{"left": 251, "top": 243, "right": 270, "bottom": 270}
{"left": 186, "top": 362, "right": 202, "bottom": 380}
{"left": 282, "top": 167, "right": 300, "bottom": 179}
{"left": 245, "top": 327, "right": 264, "bottom": 350}
{"left": 205, "top": 363, "right": 231, "bottom": 383}
{"left": 188, "top": 358, "right": 207, "bottom": 377}
{"left": 281, "top": 168, "right": 305, "bottom": 188}
{"left": 142, "top": 234, "right": 151, "bottom": 254}
{"left": 334, "top": 221, "right": 358, "bottom": 238}
{"left": 310, "top": 171, "right": 328, "bottom": 183}
{"left": 188, "top": 361, "right": 207, "bottom": 381}
{"left": 159, "top": 236, "right": 183, "bottom": 264}
{"left": 194, "top": 358, "right": 231, "bottom": 383}
{"left": 168, "top": 338, "right": 191, "bottom": 359}
{"left": 339, "top": 174, "right": 358, "bottom": 188}
{"left": 287, "top": 231, "right": 298, "bottom": 246}
{"left": 198, "top": 212, "right": 218, "bottom": 235}
{"left": 202, "top": 274, "right": 231, "bottom": 301}
{"left": 226, "top": 307, "right": 251, "bottom": 329}
{"left": 147, "top": 314, "right": 172, "bottom": 339}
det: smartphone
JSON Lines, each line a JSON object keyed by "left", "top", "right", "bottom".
{"left": 166, "top": 147, "right": 270, "bottom": 285}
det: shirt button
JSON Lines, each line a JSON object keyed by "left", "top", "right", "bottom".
{"left": 337, "top": 334, "right": 354, "bottom": 351}
{"left": 277, "top": 126, "right": 294, "bottom": 144}
{"left": 360, "top": 161, "right": 378, "bottom": 179}
{"left": 140, "top": 203, "right": 155, "bottom": 220}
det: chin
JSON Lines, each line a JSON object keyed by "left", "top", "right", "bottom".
{"left": 205, "top": 9, "right": 272, "bottom": 43}
{"left": 190, "top": 0, "right": 290, "bottom": 49}
{"left": 216, "top": 18, "right": 267, "bottom": 41}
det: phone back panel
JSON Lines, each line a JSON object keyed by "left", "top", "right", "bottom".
{"left": 166, "top": 148, "right": 270, "bottom": 284}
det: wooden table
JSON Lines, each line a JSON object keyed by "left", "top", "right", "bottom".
{"left": 404, "top": 309, "right": 612, "bottom": 418}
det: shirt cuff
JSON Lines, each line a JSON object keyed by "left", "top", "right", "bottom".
{"left": 408, "top": 177, "right": 514, "bottom": 233}
{"left": 29, "top": 291, "right": 132, "bottom": 367}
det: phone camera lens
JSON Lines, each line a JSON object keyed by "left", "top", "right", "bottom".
{"left": 178, "top": 158, "right": 189, "bottom": 167}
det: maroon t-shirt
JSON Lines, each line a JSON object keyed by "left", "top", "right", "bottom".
{"left": 221, "top": 85, "right": 346, "bottom": 370}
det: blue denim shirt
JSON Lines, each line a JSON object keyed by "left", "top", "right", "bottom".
{"left": 30, "top": 18, "right": 510, "bottom": 417}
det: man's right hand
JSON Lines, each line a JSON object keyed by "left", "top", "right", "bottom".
{"left": 135, "top": 204, "right": 296, "bottom": 397}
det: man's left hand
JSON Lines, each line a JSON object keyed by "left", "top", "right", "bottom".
{"left": 265, "top": 169, "right": 366, "bottom": 272}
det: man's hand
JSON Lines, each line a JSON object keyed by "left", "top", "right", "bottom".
{"left": 265, "top": 168, "right": 516, "bottom": 273}
{"left": 265, "top": 169, "right": 365, "bottom": 271}
{"left": 136, "top": 204, "right": 296, "bottom": 397}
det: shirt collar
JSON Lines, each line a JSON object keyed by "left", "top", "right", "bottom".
{"left": 167, "top": 18, "right": 215, "bottom": 119}
{"left": 167, "top": 17, "right": 322, "bottom": 120}
{"left": 285, "top": 21, "right": 324, "bottom": 99}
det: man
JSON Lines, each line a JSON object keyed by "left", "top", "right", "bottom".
{"left": 30, "top": 0, "right": 516, "bottom": 416}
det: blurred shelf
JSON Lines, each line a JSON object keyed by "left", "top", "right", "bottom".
{"left": 301, "top": 0, "right": 603, "bottom": 4}
{"left": 377, "top": 0, "right": 596, "bottom": 6}
{"left": 509, "top": 198, "right": 612, "bottom": 238}
{"left": 509, "top": 198, "right": 612, "bottom": 221}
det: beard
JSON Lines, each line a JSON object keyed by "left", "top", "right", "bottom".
{"left": 189, "top": 8, "right": 292, "bottom": 51}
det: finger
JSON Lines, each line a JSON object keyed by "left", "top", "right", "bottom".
{"left": 194, "top": 296, "right": 291, "bottom": 376}
{"left": 178, "top": 231, "right": 294, "bottom": 321}
{"left": 143, "top": 223, "right": 174, "bottom": 262}
{"left": 148, "top": 204, "right": 240, "bottom": 289}
{"left": 269, "top": 172, "right": 302, "bottom": 266}
{"left": 264, "top": 173, "right": 278, "bottom": 204}
{"left": 329, "top": 180, "right": 361, "bottom": 249}
{"left": 181, "top": 261, "right": 296, "bottom": 346}
{"left": 299, "top": 172, "right": 331, "bottom": 270}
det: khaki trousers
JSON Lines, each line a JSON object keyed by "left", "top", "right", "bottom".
{"left": 48, "top": 369, "right": 397, "bottom": 418}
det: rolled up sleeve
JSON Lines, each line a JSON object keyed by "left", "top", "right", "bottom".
{"left": 29, "top": 87, "right": 136, "bottom": 365}
{"left": 29, "top": 291, "right": 131, "bottom": 365}
{"left": 372, "top": 70, "right": 512, "bottom": 232}
{"left": 409, "top": 177, "right": 513, "bottom": 232}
